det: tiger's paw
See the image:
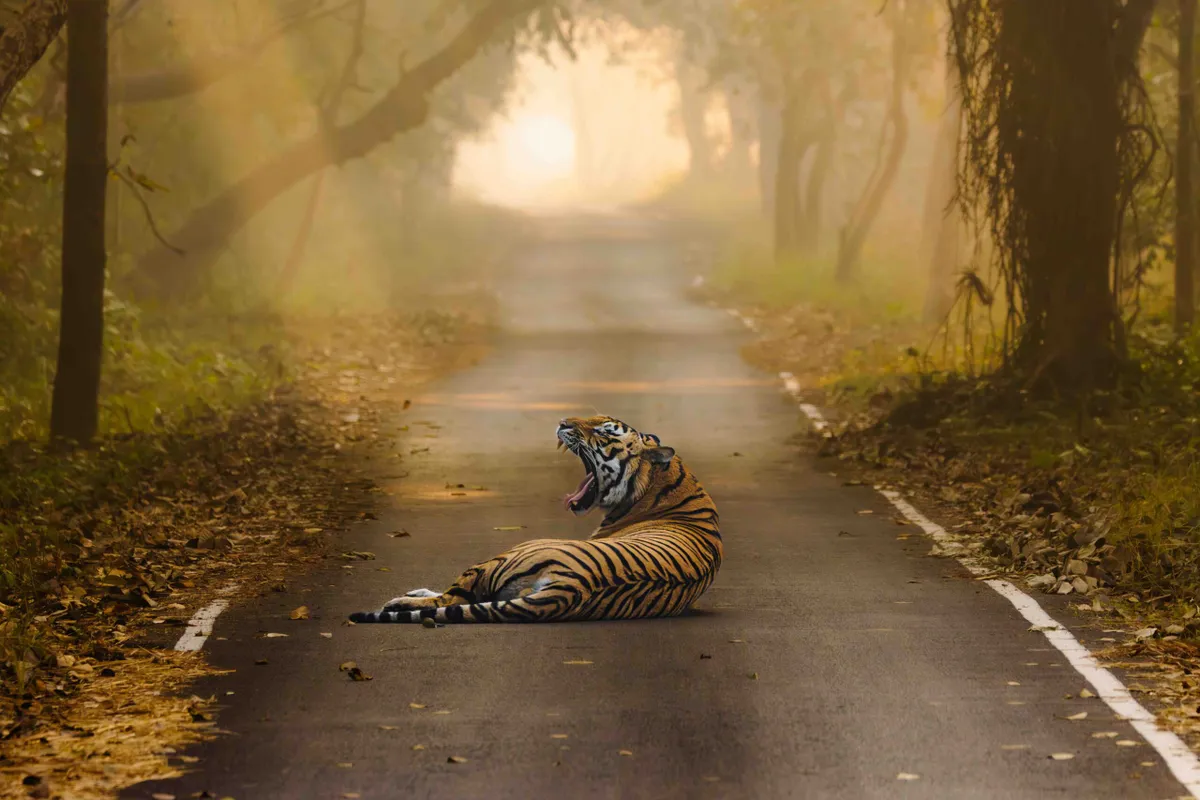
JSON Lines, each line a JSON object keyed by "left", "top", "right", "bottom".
{"left": 382, "top": 589, "right": 440, "bottom": 611}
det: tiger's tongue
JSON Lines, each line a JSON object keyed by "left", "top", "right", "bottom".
{"left": 563, "top": 472, "right": 595, "bottom": 509}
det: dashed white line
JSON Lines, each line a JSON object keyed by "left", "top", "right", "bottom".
{"left": 782, "top": 370, "right": 1200, "bottom": 797}
{"left": 174, "top": 585, "right": 237, "bottom": 652}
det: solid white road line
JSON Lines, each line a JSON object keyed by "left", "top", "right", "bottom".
{"left": 784, "top": 372, "right": 1200, "bottom": 798}
{"left": 174, "top": 586, "right": 236, "bottom": 653}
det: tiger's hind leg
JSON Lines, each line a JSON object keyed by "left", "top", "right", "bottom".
{"left": 398, "top": 585, "right": 583, "bottom": 624}
{"left": 355, "top": 562, "right": 492, "bottom": 619}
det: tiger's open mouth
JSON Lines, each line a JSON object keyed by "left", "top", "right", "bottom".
{"left": 557, "top": 439, "right": 600, "bottom": 514}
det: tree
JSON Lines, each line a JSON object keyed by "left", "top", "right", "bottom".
{"left": 921, "top": 46, "right": 964, "bottom": 322}
{"left": 131, "top": 0, "right": 544, "bottom": 299}
{"left": 835, "top": 0, "right": 915, "bottom": 282}
{"left": 49, "top": 0, "right": 108, "bottom": 443}
{"left": 1178, "top": 0, "right": 1196, "bottom": 333}
{"left": 951, "top": 0, "right": 1156, "bottom": 391}
{"left": 0, "top": 0, "right": 67, "bottom": 112}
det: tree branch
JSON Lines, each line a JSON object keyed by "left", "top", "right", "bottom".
{"left": 109, "top": 0, "right": 355, "bottom": 105}
{"left": 135, "top": 0, "right": 545, "bottom": 297}
{"left": 0, "top": 0, "right": 66, "bottom": 114}
{"left": 1115, "top": 0, "right": 1157, "bottom": 69}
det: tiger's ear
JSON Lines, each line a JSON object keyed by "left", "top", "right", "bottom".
{"left": 641, "top": 433, "right": 661, "bottom": 446}
{"left": 644, "top": 446, "right": 676, "bottom": 464}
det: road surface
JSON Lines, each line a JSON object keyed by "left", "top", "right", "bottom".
{"left": 127, "top": 215, "right": 1185, "bottom": 799}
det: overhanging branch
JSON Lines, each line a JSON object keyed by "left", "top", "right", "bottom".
{"left": 0, "top": 0, "right": 66, "bottom": 113}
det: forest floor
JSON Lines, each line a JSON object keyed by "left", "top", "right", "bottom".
{"left": 691, "top": 269, "right": 1200, "bottom": 750}
{"left": 0, "top": 297, "right": 492, "bottom": 799}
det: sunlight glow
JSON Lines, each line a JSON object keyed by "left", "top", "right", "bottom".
{"left": 503, "top": 114, "right": 576, "bottom": 175}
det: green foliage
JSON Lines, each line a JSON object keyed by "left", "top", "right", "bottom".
{"left": 707, "top": 219, "right": 925, "bottom": 323}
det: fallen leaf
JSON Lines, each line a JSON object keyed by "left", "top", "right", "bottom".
{"left": 1006, "top": 681, "right": 1021, "bottom": 686}
{"left": 493, "top": 526, "right": 525, "bottom": 531}
{"left": 1134, "top": 628, "right": 1157, "bottom": 640}
{"left": 1116, "top": 740, "right": 1141, "bottom": 747}
{"left": 290, "top": 606, "right": 310, "bottom": 620}
{"left": 618, "top": 749, "right": 633, "bottom": 757}
{"left": 341, "top": 794, "right": 360, "bottom": 799}
{"left": 389, "top": 530, "right": 411, "bottom": 538}
{"left": 1065, "top": 712, "right": 1087, "bottom": 721}
{"left": 856, "top": 509, "right": 874, "bottom": 515}
{"left": 1028, "top": 625, "right": 1059, "bottom": 633}
{"left": 1079, "top": 688, "right": 1095, "bottom": 698}
{"left": 748, "top": 672, "right": 759, "bottom": 680}
{"left": 337, "top": 762, "right": 353, "bottom": 768}
{"left": 409, "top": 703, "right": 426, "bottom": 709}
{"left": 728, "top": 639, "right": 745, "bottom": 643}
{"left": 896, "top": 773, "right": 920, "bottom": 781}
{"left": 1049, "top": 753, "right": 1075, "bottom": 761}
{"left": 347, "top": 667, "right": 371, "bottom": 682}
{"left": 254, "top": 659, "right": 269, "bottom": 666}
{"left": 433, "top": 710, "right": 452, "bottom": 715}
{"left": 447, "top": 756, "right": 468, "bottom": 764}
{"left": 562, "top": 660, "right": 593, "bottom": 665}
{"left": 1000, "top": 744, "right": 1029, "bottom": 751}
{"left": 339, "top": 661, "right": 357, "bottom": 671}
{"left": 320, "top": 632, "right": 333, "bottom": 639}
{"left": 262, "top": 632, "right": 288, "bottom": 639}
{"left": 379, "top": 725, "right": 398, "bottom": 731}
{"left": 412, "top": 744, "right": 425, "bottom": 751}
{"left": 551, "top": 733, "right": 569, "bottom": 739}
{"left": 152, "top": 794, "right": 176, "bottom": 800}
{"left": 1092, "top": 732, "right": 1119, "bottom": 739}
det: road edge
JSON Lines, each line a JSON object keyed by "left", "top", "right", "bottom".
{"left": 725, "top": 305, "right": 1200, "bottom": 797}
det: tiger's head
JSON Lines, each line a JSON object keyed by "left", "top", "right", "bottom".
{"left": 556, "top": 415, "right": 676, "bottom": 516}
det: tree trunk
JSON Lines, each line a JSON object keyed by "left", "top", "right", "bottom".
{"left": 798, "top": 74, "right": 843, "bottom": 254}
{"left": 722, "top": 77, "right": 756, "bottom": 178}
{"left": 1178, "top": 0, "right": 1196, "bottom": 333}
{"left": 1009, "top": 2, "right": 1125, "bottom": 389}
{"left": 675, "top": 56, "right": 712, "bottom": 179}
{"left": 774, "top": 90, "right": 813, "bottom": 263}
{"left": 49, "top": 0, "right": 108, "bottom": 444}
{"left": 0, "top": 0, "right": 68, "bottom": 113}
{"left": 922, "top": 50, "right": 964, "bottom": 322}
{"left": 132, "top": 0, "right": 539, "bottom": 299}
{"left": 835, "top": 0, "right": 911, "bottom": 283}
{"left": 757, "top": 94, "right": 781, "bottom": 218}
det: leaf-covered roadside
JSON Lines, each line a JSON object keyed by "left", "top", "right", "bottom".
{"left": 0, "top": 308, "right": 489, "bottom": 799}
{"left": 716, "top": 290, "right": 1200, "bottom": 745}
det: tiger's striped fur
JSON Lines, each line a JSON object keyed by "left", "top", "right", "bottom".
{"left": 348, "top": 415, "right": 721, "bottom": 624}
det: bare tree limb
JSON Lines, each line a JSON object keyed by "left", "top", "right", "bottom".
{"left": 0, "top": 0, "right": 66, "bottom": 114}
{"left": 112, "top": 167, "right": 185, "bottom": 255}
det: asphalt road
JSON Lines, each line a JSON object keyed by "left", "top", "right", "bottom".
{"left": 127, "top": 215, "right": 1187, "bottom": 799}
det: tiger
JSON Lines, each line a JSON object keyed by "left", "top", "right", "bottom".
{"left": 348, "top": 415, "right": 721, "bottom": 624}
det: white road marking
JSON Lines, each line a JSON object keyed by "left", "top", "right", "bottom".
{"left": 174, "top": 585, "right": 237, "bottom": 652}
{"left": 783, "top": 372, "right": 1200, "bottom": 797}
{"left": 779, "top": 371, "right": 829, "bottom": 433}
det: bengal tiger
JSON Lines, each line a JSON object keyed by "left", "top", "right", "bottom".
{"left": 348, "top": 415, "right": 721, "bottom": 624}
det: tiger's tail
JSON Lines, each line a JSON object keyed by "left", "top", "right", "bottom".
{"left": 349, "top": 591, "right": 572, "bottom": 624}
